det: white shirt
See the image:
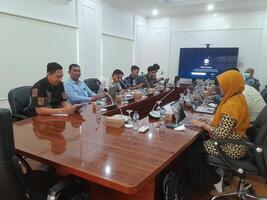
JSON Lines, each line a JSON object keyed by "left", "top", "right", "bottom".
{"left": 99, "top": 78, "right": 121, "bottom": 99}
{"left": 243, "top": 85, "right": 266, "bottom": 122}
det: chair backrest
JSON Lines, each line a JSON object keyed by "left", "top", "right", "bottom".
{"left": 8, "top": 86, "right": 32, "bottom": 116}
{"left": 0, "top": 108, "right": 27, "bottom": 199}
{"left": 253, "top": 121, "right": 267, "bottom": 179}
{"left": 174, "top": 76, "right": 180, "bottom": 85}
{"left": 261, "top": 87, "right": 267, "bottom": 103}
{"left": 248, "top": 106, "right": 267, "bottom": 140}
{"left": 84, "top": 78, "right": 101, "bottom": 94}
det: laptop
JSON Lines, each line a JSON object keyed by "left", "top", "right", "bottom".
{"left": 195, "top": 103, "right": 215, "bottom": 114}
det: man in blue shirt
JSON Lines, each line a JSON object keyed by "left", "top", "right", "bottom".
{"left": 64, "top": 64, "right": 100, "bottom": 104}
{"left": 244, "top": 67, "right": 260, "bottom": 91}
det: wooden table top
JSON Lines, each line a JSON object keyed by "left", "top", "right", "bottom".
{"left": 13, "top": 90, "right": 204, "bottom": 194}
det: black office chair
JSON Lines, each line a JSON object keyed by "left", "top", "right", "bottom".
{"left": 0, "top": 108, "right": 90, "bottom": 200}
{"left": 206, "top": 108, "right": 267, "bottom": 199}
{"left": 247, "top": 105, "right": 267, "bottom": 142}
{"left": 174, "top": 76, "right": 180, "bottom": 85}
{"left": 84, "top": 78, "right": 101, "bottom": 94}
{"left": 8, "top": 86, "right": 32, "bottom": 121}
{"left": 261, "top": 85, "right": 267, "bottom": 104}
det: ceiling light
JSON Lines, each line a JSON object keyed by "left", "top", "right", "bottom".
{"left": 213, "top": 13, "right": 218, "bottom": 16}
{"left": 207, "top": 4, "right": 214, "bottom": 11}
{"left": 152, "top": 9, "right": 158, "bottom": 16}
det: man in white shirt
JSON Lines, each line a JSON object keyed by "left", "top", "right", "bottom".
{"left": 99, "top": 69, "right": 124, "bottom": 99}
{"left": 243, "top": 84, "right": 266, "bottom": 122}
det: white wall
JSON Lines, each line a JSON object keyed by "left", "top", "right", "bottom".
{"left": 134, "top": 15, "right": 147, "bottom": 72}
{"left": 78, "top": 0, "right": 102, "bottom": 79}
{"left": 101, "top": 2, "right": 135, "bottom": 79}
{"left": 145, "top": 18, "right": 171, "bottom": 76}
{"left": 258, "top": 9, "right": 267, "bottom": 88}
{"left": 0, "top": 0, "right": 77, "bottom": 27}
{"left": 144, "top": 10, "right": 267, "bottom": 88}
{"left": 102, "top": 3, "right": 134, "bottom": 39}
{"left": 0, "top": 1, "right": 78, "bottom": 100}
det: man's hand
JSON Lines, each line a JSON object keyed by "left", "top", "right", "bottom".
{"left": 91, "top": 94, "right": 103, "bottom": 101}
{"left": 60, "top": 105, "right": 79, "bottom": 114}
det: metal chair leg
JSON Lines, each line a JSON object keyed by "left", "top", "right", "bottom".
{"left": 246, "top": 193, "right": 267, "bottom": 200}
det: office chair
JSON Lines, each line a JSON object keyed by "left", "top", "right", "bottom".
{"left": 0, "top": 108, "right": 90, "bottom": 200}
{"left": 261, "top": 85, "right": 267, "bottom": 104}
{"left": 8, "top": 86, "right": 32, "bottom": 121}
{"left": 206, "top": 107, "right": 267, "bottom": 200}
{"left": 174, "top": 76, "right": 180, "bottom": 85}
{"left": 247, "top": 105, "right": 267, "bottom": 142}
{"left": 84, "top": 78, "right": 101, "bottom": 94}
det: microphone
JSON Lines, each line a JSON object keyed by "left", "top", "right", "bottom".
{"left": 119, "top": 78, "right": 131, "bottom": 94}
{"left": 103, "top": 88, "right": 128, "bottom": 121}
{"left": 149, "top": 87, "right": 176, "bottom": 118}
{"left": 141, "top": 72, "right": 151, "bottom": 88}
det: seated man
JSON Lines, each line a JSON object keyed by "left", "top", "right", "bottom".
{"left": 64, "top": 64, "right": 100, "bottom": 104}
{"left": 243, "top": 84, "right": 266, "bottom": 123}
{"left": 244, "top": 67, "right": 260, "bottom": 91}
{"left": 153, "top": 63, "right": 164, "bottom": 82}
{"left": 123, "top": 65, "right": 143, "bottom": 89}
{"left": 27, "top": 62, "right": 79, "bottom": 116}
{"left": 137, "top": 66, "right": 158, "bottom": 88}
{"left": 99, "top": 69, "right": 124, "bottom": 99}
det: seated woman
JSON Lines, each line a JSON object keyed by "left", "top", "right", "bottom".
{"left": 188, "top": 70, "right": 250, "bottom": 194}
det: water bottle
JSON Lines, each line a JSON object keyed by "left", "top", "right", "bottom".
{"left": 96, "top": 100, "right": 101, "bottom": 112}
{"left": 159, "top": 107, "right": 166, "bottom": 132}
{"left": 96, "top": 100, "right": 101, "bottom": 124}
{"left": 132, "top": 111, "right": 140, "bottom": 131}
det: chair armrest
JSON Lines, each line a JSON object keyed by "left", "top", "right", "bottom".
{"left": 211, "top": 139, "right": 262, "bottom": 178}
{"left": 47, "top": 175, "right": 88, "bottom": 199}
{"left": 12, "top": 114, "right": 28, "bottom": 121}
{"left": 14, "top": 153, "right": 32, "bottom": 173}
{"left": 214, "top": 139, "right": 263, "bottom": 151}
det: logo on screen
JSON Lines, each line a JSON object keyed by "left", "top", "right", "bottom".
{"left": 204, "top": 58, "right": 210, "bottom": 65}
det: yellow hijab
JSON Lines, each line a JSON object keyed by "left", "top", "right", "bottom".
{"left": 211, "top": 70, "right": 249, "bottom": 136}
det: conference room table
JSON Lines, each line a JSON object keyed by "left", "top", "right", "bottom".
{"left": 13, "top": 87, "right": 210, "bottom": 200}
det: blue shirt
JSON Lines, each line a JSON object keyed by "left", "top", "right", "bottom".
{"left": 245, "top": 78, "right": 260, "bottom": 91}
{"left": 64, "top": 79, "right": 96, "bottom": 104}
{"left": 123, "top": 75, "right": 137, "bottom": 88}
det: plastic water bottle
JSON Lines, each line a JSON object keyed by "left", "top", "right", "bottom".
{"left": 96, "top": 100, "right": 101, "bottom": 124}
{"left": 132, "top": 111, "right": 140, "bottom": 131}
{"left": 159, "top": 108, "right": 166, "bottom": 132}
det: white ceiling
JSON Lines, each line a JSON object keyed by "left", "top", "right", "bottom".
{"left": 102, "top": 0, "right": 267, "bottom": 18}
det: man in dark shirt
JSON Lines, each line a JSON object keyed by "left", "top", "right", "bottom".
{"left": 137, "top": 66, "right": 158, "bottom": 88}
{"left": 123, "top": 65, "right": 143, "bottom": 89}
{"left": 27, "top": 62, "right": 79, "bottom": 116}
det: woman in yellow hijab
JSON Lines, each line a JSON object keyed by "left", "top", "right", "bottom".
{"left": 188, "top": 70, "right": 250, "bottom": 193}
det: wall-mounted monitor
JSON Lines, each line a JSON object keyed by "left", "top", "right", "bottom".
{"left": 178, "top": 47, "right": 239, "bottom": 79}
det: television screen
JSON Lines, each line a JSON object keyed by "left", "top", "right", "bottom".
{"left": 178, "top": 47, "right": 239, "bottom": 79}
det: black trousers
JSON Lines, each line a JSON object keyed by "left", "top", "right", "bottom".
{"left": 185, "top": 136, "right": 220, "bottom": 192}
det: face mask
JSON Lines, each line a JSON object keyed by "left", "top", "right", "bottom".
{"left": 244, "top": 72, "right": 251, "bottom": 80}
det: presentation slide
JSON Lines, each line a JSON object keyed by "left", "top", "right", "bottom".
{"left": 178, "top": 48, "right": 239, "bottom": 79}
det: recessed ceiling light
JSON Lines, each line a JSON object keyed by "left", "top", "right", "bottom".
{"left": 213, "top": 13, "right": 218, "bottom": 16}
{"left": 207, "top": 4, "right": 214, "bottom": 11}
{"left": 152, "top": 9, "right": 159, "bottom": 16}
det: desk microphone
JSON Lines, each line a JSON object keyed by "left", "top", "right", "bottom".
{"left": 119, "top": 78, "right": 131, "bottom": 94}
{"left": 141, "top": 72, "right": 151, "bottom": 88}
{"left": 149, "top": 87, "right": 176, "bottom": 118}
{"left": 103, "top": 89, "right": 128, "bottom": 121}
